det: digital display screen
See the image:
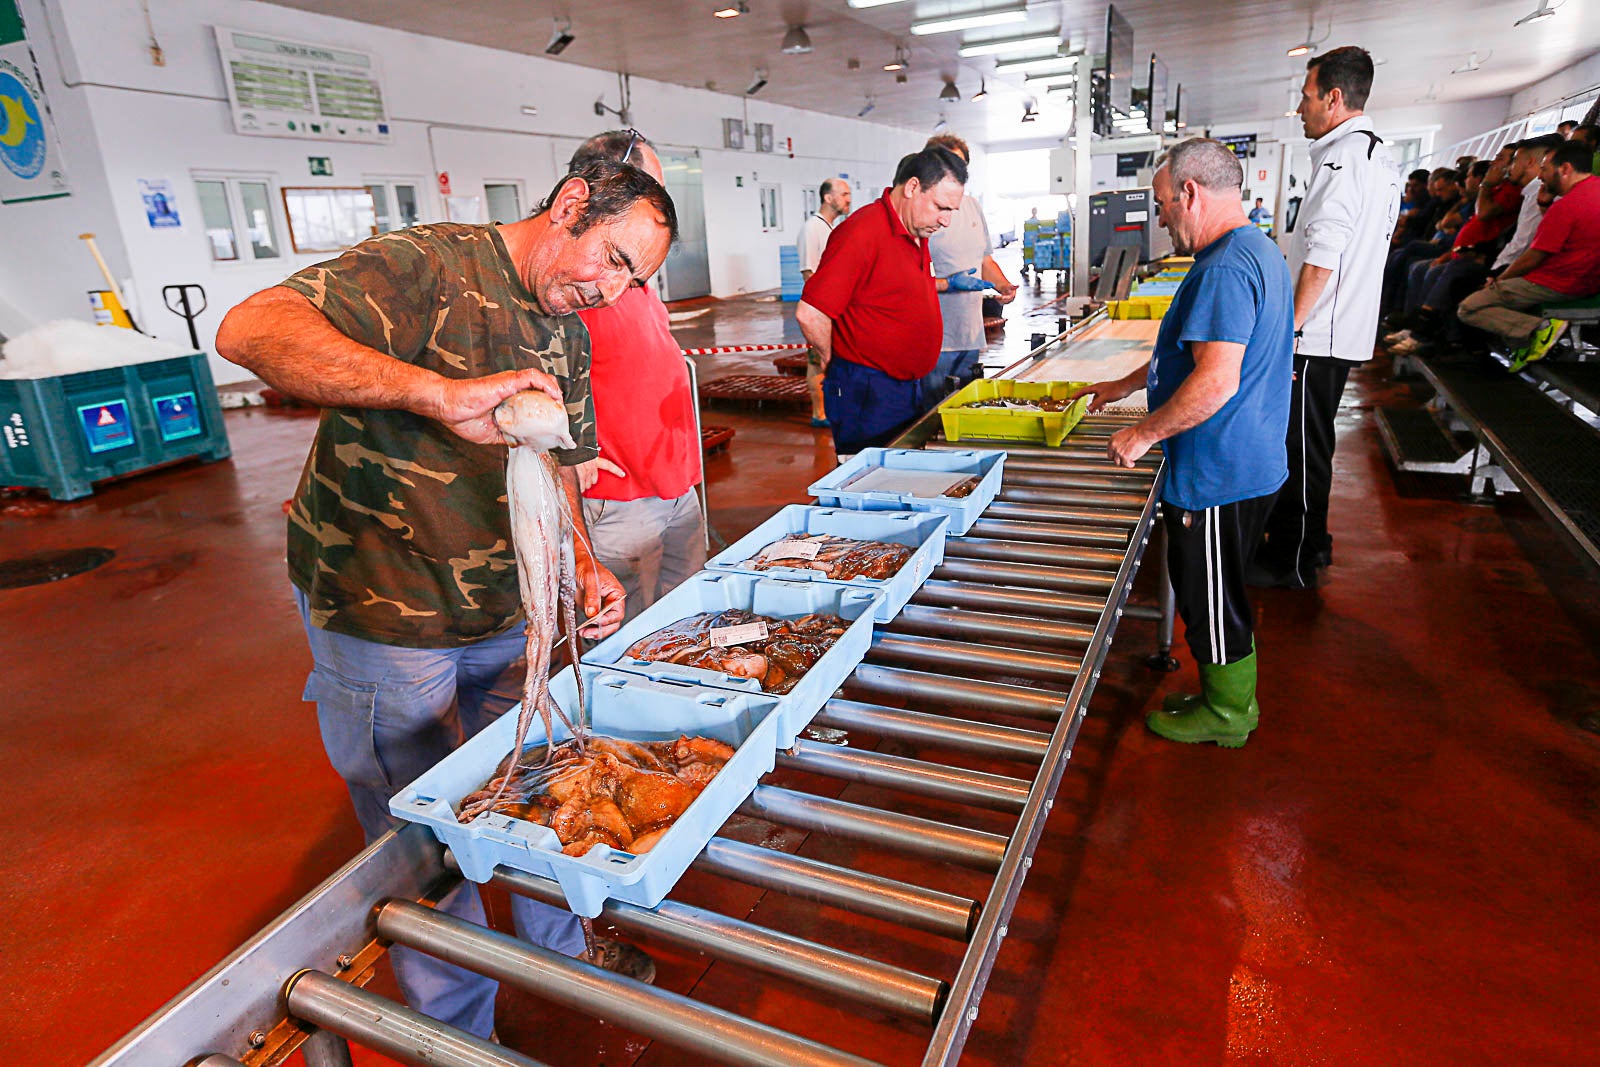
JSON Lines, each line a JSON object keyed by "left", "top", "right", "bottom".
{"left": 1105, "top": 5, "right": 1134, "bottom": 116}
{"left": 1147, "top": 54, "right": 1168, "bottom": 135}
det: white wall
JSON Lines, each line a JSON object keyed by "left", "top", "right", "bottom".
{"left": 1507, "top": 50, "right": 1600, "bottom": 118}
{"left": 5, "top": 0, "right": 929, "bottom": 382}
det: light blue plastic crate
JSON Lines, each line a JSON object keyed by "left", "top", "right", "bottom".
{"left": 704, "top": 505, "right": 948, "bottom": 622}
{"left": 582, "top": 572, "right": 879, "bottom": 747}
{"left": 389, "top": 665, "right": 781, "bottom": 917}
{"left": 807, "top": 447, "right": 1005, "bottom": 536}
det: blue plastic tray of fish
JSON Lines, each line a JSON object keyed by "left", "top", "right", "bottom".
{"left": 581, "top": 571, "right": 880, "bottom": 748}
{"left": 703, "top": 505, "right": 948, "bottom": 623}
{"left": 806, "top": 447, "right": 1006, "bottom": 535}
{"left": 388, "top": 665, "right": 782, "bottom": 917}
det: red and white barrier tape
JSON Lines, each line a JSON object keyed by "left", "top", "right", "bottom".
{"left": 680, "top": 343, "right": 808, "bottom": 356}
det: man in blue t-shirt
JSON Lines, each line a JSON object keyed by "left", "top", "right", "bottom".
{"left": 1075, "top": 138, "right": 1294, "bottom": 747}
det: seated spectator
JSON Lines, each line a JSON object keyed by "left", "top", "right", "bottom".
{"left": 1458, "top": 140, "right": 1600, "bottom": 366}
{"left": 1492, "top": 135, "right": 1565, "bottom": 271}
{"left": 1557, "top": 120, "right": 1577, "bottom": 139}
{"left": 1387, "top": 152, "right": 1521, "bottom": 354}
{"left": 1381, "top": 167, "right": 1461, "bottom": 320}
{"left": 1393, "top": 168, "right": 1434, "bottom": 242}
{"left": 1572, "top": 124, "right": 1600, "bottom": 172}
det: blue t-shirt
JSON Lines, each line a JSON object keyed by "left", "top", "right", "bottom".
{"left": 1146, "top": 225, "right": 1293, "bottom": 511}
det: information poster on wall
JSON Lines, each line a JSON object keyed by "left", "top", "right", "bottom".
{"left": 215, "top": 26, "right": 392, "bottom": 144}
{"left": 138, "top": 178, "right": 181, "bottom": 227}
{"left": 0, "top": 0, "right": 70, "bottom": 204}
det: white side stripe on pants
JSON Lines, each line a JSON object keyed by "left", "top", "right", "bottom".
{"left": 1203, "top": 507, "right": 1222, "bottom": 663}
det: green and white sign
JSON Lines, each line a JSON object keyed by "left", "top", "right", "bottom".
{"left": 308, "top": 156, "right": 332, "bottom": 176}
{"left": 215, "top": 26, "right": 392, "bottom": 144}
{"left": 0, "top": 0, "right": 70, "bottom": 204}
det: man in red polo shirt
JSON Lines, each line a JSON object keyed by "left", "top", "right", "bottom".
{"left": 797, "top": 146, "right": 968, "bottom": 454}
{"left": 572, "top": 131, "right": 706, "bottom": 620}
{"left": 1459, "top": 140, "right": 1600, "bottom": 366}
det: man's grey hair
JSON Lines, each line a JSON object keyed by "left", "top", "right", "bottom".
{"left": 1156, "top": 138, "right": 1244, "bottom": 193}
{"left": 568, "top": 129, "right": 650, "bottom": 170}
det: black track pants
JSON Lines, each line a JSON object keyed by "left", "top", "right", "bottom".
{"left": 1165, "top": 495, "right": 1274, "bottom": 666}
{"left": 1258, "top": 353, "right": 1358, "bottom": 582}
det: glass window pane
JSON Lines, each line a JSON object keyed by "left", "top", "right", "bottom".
{"left": 239, "top": 181, "right": 279, "bottom": 259}
{"left": 484, "top": 182, "right": 522, "bottom": 224}
{"left": 395, "top": 184, "right": 420, "bottom": 228}
{"left": 367, "top": 183, "right": 392, "bottom": 231}
{"left": 196, "top": 180, "right": 237, "bottom": 261}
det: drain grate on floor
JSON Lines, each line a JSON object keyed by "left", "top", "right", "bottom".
{"left": 0, "top": 547, "right": 116, "bottom": 590}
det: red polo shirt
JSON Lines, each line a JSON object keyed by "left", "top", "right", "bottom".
{"left": 577, "top": 285, "right": 700, "bottom": 502}
{"left": 1527, "top": 175, "right": 1600, "bottom": 296}
{"left": 801, "top": 189, "right": 942, "bottom": 380}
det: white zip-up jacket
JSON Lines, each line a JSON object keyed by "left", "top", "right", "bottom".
{"left": 1288, "top": 115, "right": 1401, "bottom": 361}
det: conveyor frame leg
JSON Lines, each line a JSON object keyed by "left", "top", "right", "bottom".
{"left": 301, "top": 1028, "right": 355, "bottom": 1067}
{"left": 1145, "top": 515, "right": 1180, "bottom": 672}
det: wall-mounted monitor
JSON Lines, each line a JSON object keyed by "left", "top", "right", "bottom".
{"left": 1105, "top": 5, "right": 1134, "bottom": 116}
{"left": 1147, "top": 53, "right": 1168, "bottom": 135}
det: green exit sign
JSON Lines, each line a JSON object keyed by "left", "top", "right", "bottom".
{"left": 308, "top": 157, "right": 333, "bottom": 177}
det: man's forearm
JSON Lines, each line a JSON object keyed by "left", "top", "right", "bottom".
{"left": 1134, "top": 365, "right": 1236, "bottom": 446}
{"left": 216, "top": 287, "right": 444, "bottom": 416}
{"left": 1293, "top": 263, "right": 1334, "bottom": 330}
{"left": 980, "top": 256, "right": 1012, "bottom": 288}
{"left": 560, "top": 466, "right": 597, "bottom": 566}
{"left": 1498, "top": 248, "right": 1546, "bottom": 282}
{"left": 796, "top": 301, "right": 833, "bottom": 363}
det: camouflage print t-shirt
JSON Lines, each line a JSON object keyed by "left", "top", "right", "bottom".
{"left": 280, "top": 223, "right": 597, "bottom": 649}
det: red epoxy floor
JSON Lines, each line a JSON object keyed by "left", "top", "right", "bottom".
{"left": 4, "top": 283, "right": 1598, "bottom": 1066}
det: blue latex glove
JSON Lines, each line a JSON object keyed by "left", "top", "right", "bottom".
{"left": 944, "top": 268, "right": 989, "bottom": 292}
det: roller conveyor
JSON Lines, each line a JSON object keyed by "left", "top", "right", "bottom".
{"left": 93, "top": 312, "right": 1170, "bottom": 1067}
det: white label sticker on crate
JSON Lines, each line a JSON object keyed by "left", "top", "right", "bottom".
{"left": 711, "top": 621, "right": 769, "bottom": 647}
{"left": 1125, "top": 210, "right": 1148, "bottom": 222}
{"left": 763, "top": 539, "right": 822, "bottom": 561}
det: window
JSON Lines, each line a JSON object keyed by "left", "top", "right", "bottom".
{"left": 365, "top": 178, "right": 424, "bottom": 232}
{"left": 484, "top": 182, "right": 524, "bottom": 224}
{"left": 194, "top": 174, "right": 283, "bottom": 264}
{"left": 759, "top": 183, "right": 782, "bottom": 232}
{"left": 281, "top": 187, "right": 378, "bottom": 253}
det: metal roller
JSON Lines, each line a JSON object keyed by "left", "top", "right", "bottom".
{"left": 867, "top": 632, "right": 1080, "bottom": 684}
{"left": 997, "top": 484, "right": 1149, "bottom": 510}
{"left": 1001, "top": 470, "right": 1154, "bottom": 493}
{"left": 375, "top": 901, "right": 879, "bottom": 1067}
{"left": 693, "top": 837, "right": 979, "bottom": 941}
{"left": 194, "top": 1058, "right": 248, "bottom": 1067}
{"left": 887, "top": 603, "right": 1095, "bottom": 647}
{"left": 479, "top": 863, "right": 947, "bottom": 1025}
{"left": 846, "top": 663, "right": 1067, "bottom": 721}
{"left": 962, "top": 518, "right": 1130, "bottom": 546}
{"left": 812, "top": 700, "right": 1051, "bottom": 763}
{"left": 300, "top": 1030, "right": 355, "bottom": 1067}
{"left": 777, "top": 740, "right": 1031, "bottom": 813}
{"left": 739, "top": 785, "right": 1008, "bottom": 871}
{"left": 285, "top": 970, "right": 548, "bottom": 1067}
{"left": 945, "top": 535, "right": 1127, "bottom": 570}
{"left": 925, "top": 438, "right": 1160, "bottom": 467}
{"left": 934, "top": 557, "right": 1116, "bottom": 594}
{"left": 911, "top": 578, "right": 1107, "bottom": 620}
{"left": 983, "top": 456, "right": 1151, "bottom": 477}
{"left": 981, "top": 499, "right": 1139, "bottom": 527}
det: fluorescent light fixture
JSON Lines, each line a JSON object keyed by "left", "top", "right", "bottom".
{"left": 972, "top": 78, "right": 988, "bottom": 100}
{"left": 1024, "top": 71, "right": 1076, "bottom": 86}
{"left": 781, "top": 25, "right": 814, "bottom": 54}
{"left": 911, "top": 4, "right": 1028, "bottom": 37}
{"left": 713, "top": 2, "right": 748, "bottom": 17}
{"left": 746, "top": 68, "right": 768, "bottom": 94}
{"left": 1452, "top": 50, "right": 1489, "bottom": 74}
{"left": 957, "top": 31, "right": 1062, "bottom": 58}
{"left": 994, "top": 53, "right": 1074, "bottom": 73}
{"left": 520, "top": 105, "right": 539, "bottom": 116}
{"left": 1514, "top": 0, "right": 1556, "bottom": 26}
{"left": 1286, "top": 42, "right": 1312, "bottom": 57}
{"left": 847, "top": 0, "right": 912, "bottom": 7}
{"left": 545, "top": 17, "right": 574, "bottom": 55}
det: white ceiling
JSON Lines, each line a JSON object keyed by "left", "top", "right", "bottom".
{"left": 267, "top": 1, "right": 1599, "bottom": 147}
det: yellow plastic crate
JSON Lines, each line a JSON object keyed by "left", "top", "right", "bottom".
{"left": 938, "top": 379, "right": 1091, "bottom": 446}
{"left": 1108, "top": 296, "right": 1171, "bottom": 320}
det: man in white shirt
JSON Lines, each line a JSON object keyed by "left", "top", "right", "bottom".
{"left": 798, "top": 178, "right": 852, "bottom": 425}
{"left": 1492, "top": 135, "right": 1563, "bottom": 272}
{"left": 1250, "top": 46, "right": 1399, "bottom": 589}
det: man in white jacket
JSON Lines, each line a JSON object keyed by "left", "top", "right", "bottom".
{"left": 1250, "top": 46, "right": 1400, "bottom": 588}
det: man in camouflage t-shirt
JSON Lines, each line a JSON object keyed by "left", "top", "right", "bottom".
{"left": 217, "top": 159, "right": 676, "bottom": 1032}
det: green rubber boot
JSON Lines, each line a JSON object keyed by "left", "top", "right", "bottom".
{"left": 1147, "top": 652, "right": 1260, "bottom": 748}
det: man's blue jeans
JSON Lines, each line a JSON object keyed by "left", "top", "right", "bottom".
{"left": 294, "top": 587, "right": 584, "bottom": 1037}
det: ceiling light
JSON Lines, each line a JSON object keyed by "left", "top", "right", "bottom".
{"left": 939, "top": 79, "right": 960, "bottom": 102}
{"left": 1286, "top": 9, "right": 1331, "bottom": 58}
{"left": 911, "top": 4, "right": 1028, "bottom": 37}
{"left": 957, "top": 31, "right": 1062, "bottom": 58}
{"left": 883, "top": 46, "right": 908, "bottom": 72}
{"left": 994, "top": 53, "right": 1074, "bottom": 73}
{"left": 544, "top": 17, "right": 575, "bottom": 55}
{"left": 1514, "top": 0, "right": 1557, "bottom": 26}
{"left": 972, "top": 78, "right": 988, "bottom": 101}
{"left": 1286, "top": 43, "right": 1312, "bottom": 58}
{"left": 1024, "top": 72, "right": 1076, "bottom": 88}
{"left": 520, "top": 105, "right": 539, "bottom": 116}
{"left": 713, "top": 2, "right": 748, "bottom": 17}
{"left": 858, "top": 96, "right": 876, "bottom": 117}
{"left": 1452, "top": 50, "right": 1490, "bottom": 74}
{"left": 847, "top": 0, "right": 912, "bottom": 7}
{"left": 746, "top": 68, "right": 768, "bottom": 95}
{"left": 781, "top": 25, "right": 814, "bottom": 54}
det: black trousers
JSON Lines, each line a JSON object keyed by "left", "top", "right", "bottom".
{"left": 1165, "top": 495, "right": 1274, "bottom": 666}
{"left": 1258, "top": 353, "right": 1358, "bottom": 583}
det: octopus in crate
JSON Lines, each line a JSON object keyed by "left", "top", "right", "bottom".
{"left": 742, "top": 533, "right": 912, "bottom": 581}
{"left": 942, "top": 476, "right": 983, "bottom": 498}
{"left": 957, "top": 396, "right": 1075, "bottom": 412}
{"left": 458, "top": 734, "right": 737, "bottom": 856}
{"left": 623, "top": 609, "right": 848, "bottom": 694}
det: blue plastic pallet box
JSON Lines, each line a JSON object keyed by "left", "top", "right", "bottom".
{"left": 807, "top": 447, "right": 1005, "bottom": 536}
{"left": 390, "top": 665, "right": 783, "bottom": 916}
{"left": 704, "top": 505, "right": 948, "bottom": 622}
{"left": 779, "top": 245, "right": 804, "bottom": 302}
{"left": 583, "top": 571, "right": 880, "bottom": 747}
{"left": 0, "top": 353, "right": 230, "bottom": 500}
